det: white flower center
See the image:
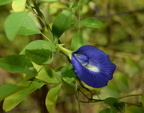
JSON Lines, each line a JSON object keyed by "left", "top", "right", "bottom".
{"left": 85, "top": 64, "right": 100, "bottom": 72}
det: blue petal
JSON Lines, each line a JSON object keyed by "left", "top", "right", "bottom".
{"left": 71, "top": 45, "right": 116, "bottom": 88}
{"left": 74, "top": 54, "right": 89, "bottom": 66}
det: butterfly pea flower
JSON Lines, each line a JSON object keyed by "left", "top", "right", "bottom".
{"left": 71, "top": 45, "right": 116, "bottom": 88}
{"left": 57, "top": 44, "right": 116, "bottom": 88}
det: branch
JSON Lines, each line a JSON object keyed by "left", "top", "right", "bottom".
{"left": 96, "top": 9, "right": 144, "bottom": 18}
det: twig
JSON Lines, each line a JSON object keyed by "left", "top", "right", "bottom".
{"left": 96, "top": 9, "right": 144, "bottom": 19}
{"left": 118, "top": 94, "right": 143, "bottom": 100}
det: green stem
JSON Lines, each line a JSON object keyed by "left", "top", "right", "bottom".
{"left": 124, "top": 101, "right": 142, "bottom": 107}
{"left": 118, "top": 94, "right": 143, "bottom": 99}
{"left": 57, "top": 44, "right": 73, "bottom": 59}
{"left": 30, "top": 0, "right": 54, "bottom": 40}
{"left": 41, "top": 33, "right": 53, "bottom": 43}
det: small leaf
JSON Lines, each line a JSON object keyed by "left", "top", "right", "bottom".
{"left": 18, "top": 15, "right": 41, "bottom": 35}
{"left": 4, "top": 11, "right": 27, "bottom": 40}
{"left": 52, "top": 9, "right": 72, "bottom": 41}
{"left": 23, "top": 67, "right": 37, "bottom": 80}
{"left": 12, "top": 0, "right": 26, "bottom": 12}
{"left": 61, "top": 65, "right": 76, "bottom": 94}
{"left": 36, "top": 66, "right": 59, "bottom": 83}
{"left": 104, "top": 97, "right": 125, "bottom": 112}
{"left": 62, "top": 80, "right": 76, "bottom": 94}
{"left": 0, "top": 0, "right": 12, "bottom": 6}
{"left": 99, "top": 108, "right": 117, "bottom": 113}
{"left": 25, "top": 49, "right": 51, "bottom": 65}
{"left": 0, "top": 55, "right": 33, "bottom": 73}
{"left": 71, "top": 31, "right": 84, "bottom": 51}
{"left": 61, "top": 64, "right": 76, "bottom": 84}
{"left": 20, "top": 40, "right": 56, "bottom": 54}
{"left": 0, "top": 84, "right": 25, "bottom": 101}
{"left": 81, "top": 17, "right": 103, "bottom": 28}
{"left": 45, "top": 84, "right": 62, "bottom": 113}
{"left": 3, "top": 80, "right": 45, "bottom": 111}
{"left": 104, "top": 97, "right": 118, "bottom": 107}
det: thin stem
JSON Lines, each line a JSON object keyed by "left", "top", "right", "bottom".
{"left": 30, "top": 0, "right": 54, "bottom": 40}
{"left": 77, "top": 79, "right": 94, "bottom": 99}
{"left": 41, "top": 33, "right": 52, "bottom": 43}
{"left": 78, "top": 87, "right": 90, "bottom": 100}
{"left": 124, "top": 101, "right": 142, "bottom": 107}
{"left": 118, "top": 94, "right": 143, "bottom": 99}
{"left": 77, "top": 79, "right": 103, "bottom": 103}
{"left": 57, "top": 44, "right": 73, "bottom": 59}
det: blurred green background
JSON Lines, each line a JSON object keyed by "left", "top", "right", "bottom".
{"left": 0, "top": 0, "right": 144, "bottom": 113}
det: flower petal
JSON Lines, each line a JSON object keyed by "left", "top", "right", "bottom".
{"left": 71, "top": 45, "right": 116, "bottom": 88}
{"left": 74, "top": 54, "right": 89, "bottom": 66}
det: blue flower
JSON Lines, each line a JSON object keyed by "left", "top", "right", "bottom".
{"left": 71, "top": 45, "right": 116, "bottom": 88}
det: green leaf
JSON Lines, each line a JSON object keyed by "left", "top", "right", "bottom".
{"left": 25, "top": 49, "right": 51, "bottom": 65}
{"left": 52, "top": 9, "right": 72, "bottom": 41}
{"left": 18, "top": 15, "right": 41, "bottom": 35}
{"left": 3, "top": 80, "right": 45, "bottom": 111}
{"left": 0, "top": 55, "right": 33, "bottom": 73}
{"left": 99, "top": 108, "right": 117, "bottom": 113}
{"left": 20, "top": 40, "right": 56, "bottom": 54}
{"left": 4, "top": 11, "right": 27, "bottom": 40}
{"left": 62, "top": 80, "right": 76, "bottom": 94}
{"left": 104, "top": 97, "right": 118, "bottom": 107}
{"left": 45, "top": 84, "right": 62, "bottom": 113}
{"left": 61, "top": 64, "right": 76, "bottom": 84}
{"left": 81, "top": 17, "right": 103, "bottom": 28}
{"left": 61, "top": 65, "right": 76, "bottom": 94}
{"left": 12, "top": 0, "right": 26, "bottom": 12}
{"left": 104, "top": 97, "right": 125, "bottom": 112}
{"left": 23, "top": 67, "right": 37, "bottom": 80}
{"left": 0, "top": 0, "right": 12, "bottom": 6}
{"left": 36, "top": 66, "right": 59, "bottom": 83}
{"left": 0, "top": 84, "right": 25, "bottom": 101}
{"left": 71, "top": 31, "right": 84, "bottom": 51}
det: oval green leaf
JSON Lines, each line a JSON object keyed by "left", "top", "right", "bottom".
{"left": 4, "top": 11, "right": 27, "bottom": 40}
{"left": 0, "top": 84, "right": 25, "bottom": 101}
{"left": 25, "top": 49, "right": 51, "bottom": 65}
{"left": 45, "top": 84, "right": 62, "bottom": 113}
{"left": 0, "top": 55, "right": 33, "bottom": 73}
{"left": 36, "top": 66, "right": 59, "bottom": 83}
{"left": 3, "top": 80, "right": 45, "bottom": 111}
{"left": 52, "top": 9, "right": 72, "bottom": 41}
{"left": 81, "top": 17, "right": 103, "bottom": 28}
{"left": 20, "top": 40, "right": 56, "bottom": 55}
{"left": 18, "top": 15, "right": 41, "bottom": 35}
{"left": 71, "top": 31, "right": 84, "bottom": 51}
